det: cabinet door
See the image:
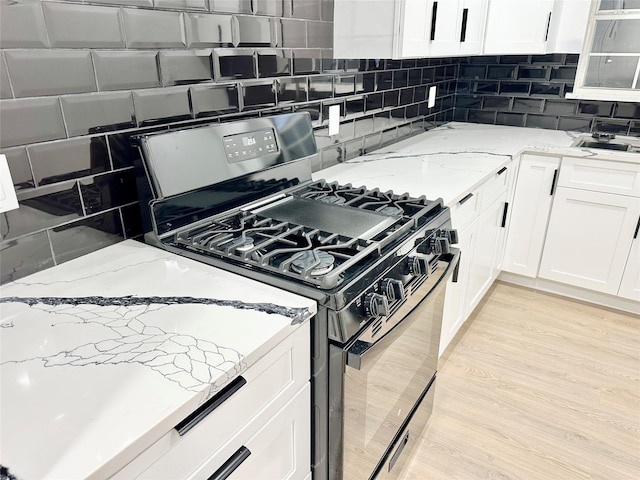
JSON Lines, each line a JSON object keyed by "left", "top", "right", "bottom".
{"left": 483, "top": 0, "right": 554, "bottom": 54}
{"left": 618, "top": 234, "right": 640, "bottom": 301}
{"left": 464, "top": 192, "right": 507, "bottom": 318}
{"left": 333, "top": 0, "right": 396, "bottom": 58}
{"left": 192, "top": 384, "right": 311, "bottom": 480}
{"left": 545, "top": 0, "right": 590, "bottom": 53}
{"left": 457, "top": 0, "right": 489, "bottom": 55}
{"left": 428, "top": 0, "right": 463, "bottom": 57}
{"left": 539, "top": 188, "right": 640, "bottom": 295}
{"left": 502, "top": 154, "right": 560, "bottom": 278}
{"left": 440, "top": 216, "right": 477, "bottom": 356}
{"left": 395, "top": 0, "right": 435, "bottom": 57}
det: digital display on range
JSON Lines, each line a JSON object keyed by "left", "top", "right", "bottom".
{"left": 223, "top": 128, "right": 278, "bottom": 162}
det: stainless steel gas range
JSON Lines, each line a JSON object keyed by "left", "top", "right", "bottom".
{"left": 134, "top": 112, "right": 459, "bottom": 480}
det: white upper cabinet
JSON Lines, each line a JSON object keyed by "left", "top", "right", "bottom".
{"left": 334, "top": 0, "right": 591, "bottom": 59}
{"left": 483, "top": 0, "right": 555, "bottom": 54}
{"left": 545, "top": 0, "right": 592, "bottom": 53}
{"left": 333, "top": 0, "right": 488, "bottom": 59}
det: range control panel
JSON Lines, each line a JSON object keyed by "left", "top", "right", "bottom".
{"left": 223, "top": 128, "right": 278, "bottom": 163}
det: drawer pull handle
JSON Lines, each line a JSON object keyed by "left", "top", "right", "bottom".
{"left": 208, "top": 446, "right": 251, "bottom": 480}
{"left": 634, "top": 215, "right": 640, "bottom": 240}
{"left": 430, "top": 2, "right": 438, "bottom": 41}
{"left": 460, "top": 8, "right": 468, "bottom": 42}
{"left": 175, "top": 376, "right": 247, "bottom": 436}
{"left": 388, "top": 431, "right": 410, "bottom": 473}
{"left": 544, "top": 11, "right": 552, "bottom": 41}
{"left": 501, "top": 202, "right": 509, "bottom": 228}
{"left": 550, "top": 169, "right": 559, "bottom": 196}
{"left": 459, "top": 192, "right": 474, "bottom": 205}
{"left": 497, "top": 167, "right": 507, "bottom": 176}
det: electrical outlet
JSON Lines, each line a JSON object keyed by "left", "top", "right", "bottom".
{"left": 428, "top": 86, "right": 436, "bottom": 108}
{"left": 0, "top": 154, "right": 18, "bottom": 214}
{"left": 329, "top": 104, "right": 340, "bottom": 136}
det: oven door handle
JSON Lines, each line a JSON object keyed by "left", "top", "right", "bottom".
{"left": 346, "top": 248, "right": 460, "bottom": 371}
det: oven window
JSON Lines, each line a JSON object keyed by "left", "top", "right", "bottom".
{"left": 342, "top": 282, "right": 444, "bottom": 479}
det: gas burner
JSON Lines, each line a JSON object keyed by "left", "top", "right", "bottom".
{"left": 319, "top": 194, "right": 346, "bottom": 205}
{"left": 379, "top": 205, "right": 404, "bottom": 216}
{"left": 290, "top": 250, "right": 335, "bottom": 276}
{"left": 233, "top": 236, "right": 255, "bottom": 252}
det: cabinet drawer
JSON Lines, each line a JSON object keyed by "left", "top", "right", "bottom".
{"left": 558, "top": 157, "right": 640, "bottom": 197}
{"left": 191, "top": 383, "right": 311, "bottom": 480}
{"left": 450, "top": 186, "right": 482, "bottom": 230}
{"left": 481, "top": 164, "right": 510, "bottom": 208}
{"left": 113, "top": 323, "right": 310, "bottom": 479}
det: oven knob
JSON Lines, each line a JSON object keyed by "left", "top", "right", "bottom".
{"left": 363, "top": 293, "right": 389, "bottom": 317}
{"left": 407, "top": 256, "right": 429, "bottom": 276}
{"left": 442, "top": 228, "right": 459, "bottom": 245}
{"left": 417, "top": 236, "right": 450, "bottom": 255}
{"left": 381, "top": 278, "right": 405, "bottom": 302}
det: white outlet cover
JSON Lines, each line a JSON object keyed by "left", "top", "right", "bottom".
{"left": 0, "top": 154, "right": 19, "bottom": 213}
{"left": 328, "top": 104, "right": 340, "bottom": 136}
{"left": 428, "top": 86, "right": 436, "bottom": 108}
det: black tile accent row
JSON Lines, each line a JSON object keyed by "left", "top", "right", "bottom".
{"left": 455, "top": 54, "right": 640, "bottom": 138}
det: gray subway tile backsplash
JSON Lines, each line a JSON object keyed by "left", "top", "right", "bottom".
{"left": 276, "top": 77, "right": 307, "bottom": 104}
{"left": 159, "top": 50, "right": 213, "bottom": 86}
{"left": 190, "top": 83, "right": 239, "bottom": 116}
{"left": 0, "top": 1, "right": 50, "bottom": 48}
{"left": 5, "top": 50, "right": 97, "bottom": 98}
{"left": 122, "top": 8, "right": 185, "bottom": 48}
{"left": 61, "top": 91, "right": 136, "bottom": 136}
{"left": 214, "top": 48, "right": 256, "bottom": 79}
{"left": 2, "top": 147, "right": 34, "bottom": 190}
{"left": 234, "top": 15, "right": 272, "bottom": 46}
{"left": 209, "top": 0, "right": 253, "bottom": 14}
{"left": 42, "top": 2, "right": 125, "bottom": 49}
{"left": 93, "top": 51, "right": 161, "bottom": 91}
{"left": 0, "top": 53, "right": 12, "bottom": 99}
{"left": 240, "top": 80, "right": 275, "bottom": 109}
{"left": 0, "top": 97, "right": 66, "bottom": 148}
{"left": 306, "top": 21, "right": 332, "bottom": 48}
{"left": 133, "top": 87, "right": 192, "bottom": 126}
{"left": 49, "top": 209, "right": 124, "bottom": 264}
{"left": 79, "top": 169, "right": 138, "bottom": 214}
{"left": 28, "top": 136, "right": 110, "bottom": 186}
{"left": 154, "top": 0, "right": 208, "bottom": 10}
{"left": 0, "top": 231, "right": 55, "bottom": 284}
{"left": 184, "top": 12, "right": 234, "bottom": 48}
{"left": 257, "top": 49, "right": 291, "bottom": 78}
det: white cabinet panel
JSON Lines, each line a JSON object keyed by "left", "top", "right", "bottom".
{"left": 483, "top": 0, "right": 554, "bottom": 54}
{"left": 618, "top": 235, "right": 640, "bottom": 301}
{"left": 558, "top": 157, "right": 640, "bottom": 197}
{"left": 503, "top": 154, "right": 560, "bottom": 278}
{"left": 539, "top": 188, "right": 640, "bottom": 295}
{"left": 546, "top": 0, "right": 590, "bottom": 53}
{"left": 396, "top": 0, "right": 435, "bottom": 58}
{"left": 465, "top": 192, "right": 508, "bottom": 317}
{"left": 192, "top": 384, "right": 311, "bottom": 480}
{"left": 440, "top": 216, "right": 477, "bottom": 356}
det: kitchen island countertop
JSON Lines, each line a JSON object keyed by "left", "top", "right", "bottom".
{"left": 0, "top": 240, "right": 316, "bottom": 480}
{"left": 314, "top": 122, "right": 638, "bottom": 205}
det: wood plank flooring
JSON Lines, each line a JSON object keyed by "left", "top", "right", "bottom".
{"left": 398, "top": 281, "right": 640, "bottom": 480}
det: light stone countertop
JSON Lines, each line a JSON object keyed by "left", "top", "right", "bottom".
{"left": 0, "top": 240, "right": 316, "bottom": 480}
{"left": 314, "top": 122, "right": 639, "bottom": 206}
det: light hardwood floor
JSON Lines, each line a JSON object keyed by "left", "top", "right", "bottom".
{"left": 399, "top": 281, "right": 640, "bottom": 480}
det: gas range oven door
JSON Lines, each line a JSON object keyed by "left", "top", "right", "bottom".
{"left": 333, "top": 248, "right": 460, "bottom": 480}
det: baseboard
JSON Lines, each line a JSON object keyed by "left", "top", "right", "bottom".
{"left": 498, "top": 272, "right": 640, "bottom": 315}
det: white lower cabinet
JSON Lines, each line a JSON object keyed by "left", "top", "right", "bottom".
{"left": 464, "top": 191, "right": 508, "bottom": 317}
{"left": 441, "top": 164, "right": 512, "bottom": 356}
{"left": 619, "top": 236, "right": 640, "bottom": 301}
{"left": 502, "top": 153, "right": 560, "bottom": 278}
{"left": 112, "top": 323, "right": 311, "bottom": 480}
{"left": 191, "top": 384, "right": 310, "bottom": 480}
{"left": 539, "top": 187, "right": 640, "bottom": 295}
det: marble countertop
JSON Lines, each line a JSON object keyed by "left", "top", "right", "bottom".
{"left": 314, "top": 122, "right": 639, "bottom": 205}
{"left": 0, "top": 240, "right": 316, "bottom": 480}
